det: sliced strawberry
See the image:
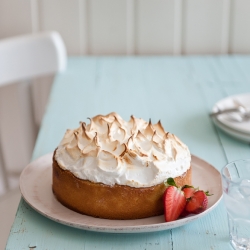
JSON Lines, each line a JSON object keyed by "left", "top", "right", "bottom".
{"left": 185, "top": 190, "right": 208, "bottom": 214}
{"left": 182, "top": 186, "right": 196, "bottom": 199}
{"left": 163, "top": 185, "right": 186, "bottom": 222}
{"left": 163, "top": 178, "right": 212, "bottom": 221}
{"left": 180, "top": 208, "right": 191, "bottom": 218}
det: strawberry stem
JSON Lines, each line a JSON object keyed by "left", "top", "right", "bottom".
{"left": 205, "top": 191, "right": 213, "bottom": 196}
{"left": 181, "top": 184, "right": 194, "bottom": 189}
{"left": 164, "top": 177, "right": 178, "bottom": 187}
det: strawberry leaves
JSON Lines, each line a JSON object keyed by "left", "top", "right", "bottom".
{"left": 164, "top": 177, "right": 177, "bottom": 187}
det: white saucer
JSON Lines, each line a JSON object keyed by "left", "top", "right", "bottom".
{"left": 212, "top": 116, "right": 250, "bottom": 143}
{"left": 212, "top": 93, "right": 250, "bottom": 134}
{"left": 20, "top": 153, "right": 222, "bottom": 233}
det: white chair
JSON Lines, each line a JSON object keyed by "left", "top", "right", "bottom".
{"left": 0, "top": 31, "right": 67, "bottom": 192}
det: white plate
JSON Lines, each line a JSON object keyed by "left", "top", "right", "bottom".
{"left": 212, "top": 93, "right": 250, "bottom": 134}
{"left": 20, "top": 153, "right": 222, "bottom": 233}
{"left": 212, "top": 117, "right": 250, "bottom": 143}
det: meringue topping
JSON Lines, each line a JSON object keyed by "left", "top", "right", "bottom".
{"left": 55, "top": 112, "right": 191, "bottom": 187}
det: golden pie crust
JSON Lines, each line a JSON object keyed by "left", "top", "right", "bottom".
{"left": 52, "top": 151, "right": 192, "bottom": 220}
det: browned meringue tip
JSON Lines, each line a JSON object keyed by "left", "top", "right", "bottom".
{"left": 136, "top": 130, "right": 147, "bottom": 140}
{"left": 153, "top": 120, "right": 166, "bottom": 136}
{"left": 119, "top": 143, "right": 127, "bottom": 157}
{"left": 59, "top": 112, "right": 189, "bottom": 162}
{"left": 80, "top": 121, "right": 86, "bottom": 128}
{"left": 127, "top": 149, "right": 137, "bottom": 158}
{"left": 144, "top": 120, "right": 154, "bottom": 138}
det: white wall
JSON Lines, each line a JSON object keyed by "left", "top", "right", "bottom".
{"left": 1, "top": 0, "right": 250, "bottom": 55}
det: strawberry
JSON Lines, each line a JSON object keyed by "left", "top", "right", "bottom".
{"left": 163, "top": 178, "right": 186, "bottom": 222}
{"left": 182, "top": 185, "right": 196, "bottom": 199}
{"left": 185, "top": 190, "right": 209, "bottom": 214}
{"left": 163, "top": 178, "right": 212, "bottom": 221}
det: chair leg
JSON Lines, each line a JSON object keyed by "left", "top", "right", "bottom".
{"left": 0, "top": 143, "right": 10, "bottom": 192}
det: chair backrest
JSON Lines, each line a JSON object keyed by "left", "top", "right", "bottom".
{"left": 0, "top": 31, "right": 67, "bottom": 193}
{"left": 0, "top": 31, "right": 66, "bottom": 86}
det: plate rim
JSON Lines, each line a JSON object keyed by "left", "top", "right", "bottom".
{"left": 212, "top": 92, "right": 250, "bottom": 135}
{"left": 212, "top": 116, "right": 250, "bottom": 143}
{"left": 20, "top": 153, "right": 222, "bottom": 233}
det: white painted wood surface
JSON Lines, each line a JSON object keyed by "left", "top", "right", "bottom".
{"left": 230, "top": 0, "right": 250, "bottom": 54}
{"left": 1, "top": 0, "right": 250, "bottom": 55}
{"left": 183, "top": 0, "right": 226, "bottom": 54}
{"left": 136, "top": 0, "right": 175, "bottom": 54}
{"left": 38, "top": 0, "right": 82, "bottom": 55}
{"left": 0, "top": 0, "right": 33, "bottom": 39}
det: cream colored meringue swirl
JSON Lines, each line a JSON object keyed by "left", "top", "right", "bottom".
{"left": 55, "top": 112, "right": 191, "bottom": 187}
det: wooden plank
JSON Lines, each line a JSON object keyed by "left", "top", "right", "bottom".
{"left": 8, "top": 199, "right": 172, "bottom": 250}
{"left": 89, "top": 57, "right": 151, "bottom": 118}
{"left": 126, "top": 0, "right": 135, "bottom": 54}
{"left": 229, "top": 0, "right": 250, "bottom": 53}
{"left": 173, "top": 0, "right": 183, "bottom": 55}
{"left": 189, "top": 56, "right": 250, "bottom": 163}
{"left": 183, "top": 0, "right": 225, "bottom": 54}
{"left": 79, "top": 0, "right": 89, "bottom": 55}
{"left": 135, "top": 0, "right": 175, "bottom": 54}
{"left": 234, "top": 55, "right": 250, "bottom": 80}
{"left": 221, "top": 0, "right": 231, "bottom": 54}
{"left": 1, "top": 0, "right": 250, "bottom": 55}
{"left": 89, "top": 0, "right": 127, "bottom": 54}
{"left": 0, "top": 0, "right": 32, "bottom": 38}
{"left": 38, "top": 0, "right": 81, "bottom": 55}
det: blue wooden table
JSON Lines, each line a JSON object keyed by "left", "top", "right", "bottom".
{"left": 6, "top": 56, "right": 250, "bottom": 249}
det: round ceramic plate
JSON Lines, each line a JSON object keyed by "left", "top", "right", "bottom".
{"left": 20, "top": 153, "right": 222, "bottom": 233}
{"left": 212, "top": 116, "right": 250, "bottom": 143}
{"left": 212, "top": 92, "right": 250, "bottom": 134}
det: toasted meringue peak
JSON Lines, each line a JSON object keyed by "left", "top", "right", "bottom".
{"left": 153, "top": 120, "right": 165, "bottom": 137}
{"left": 55, "top": 112, "right": 191, "bottom": 187}
{"left": 144, "top": 119, "right": 154, "bottom": 140}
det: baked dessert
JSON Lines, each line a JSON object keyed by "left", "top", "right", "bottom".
{"left": 52, "top": 112, "right": 191, "bottom": 220}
